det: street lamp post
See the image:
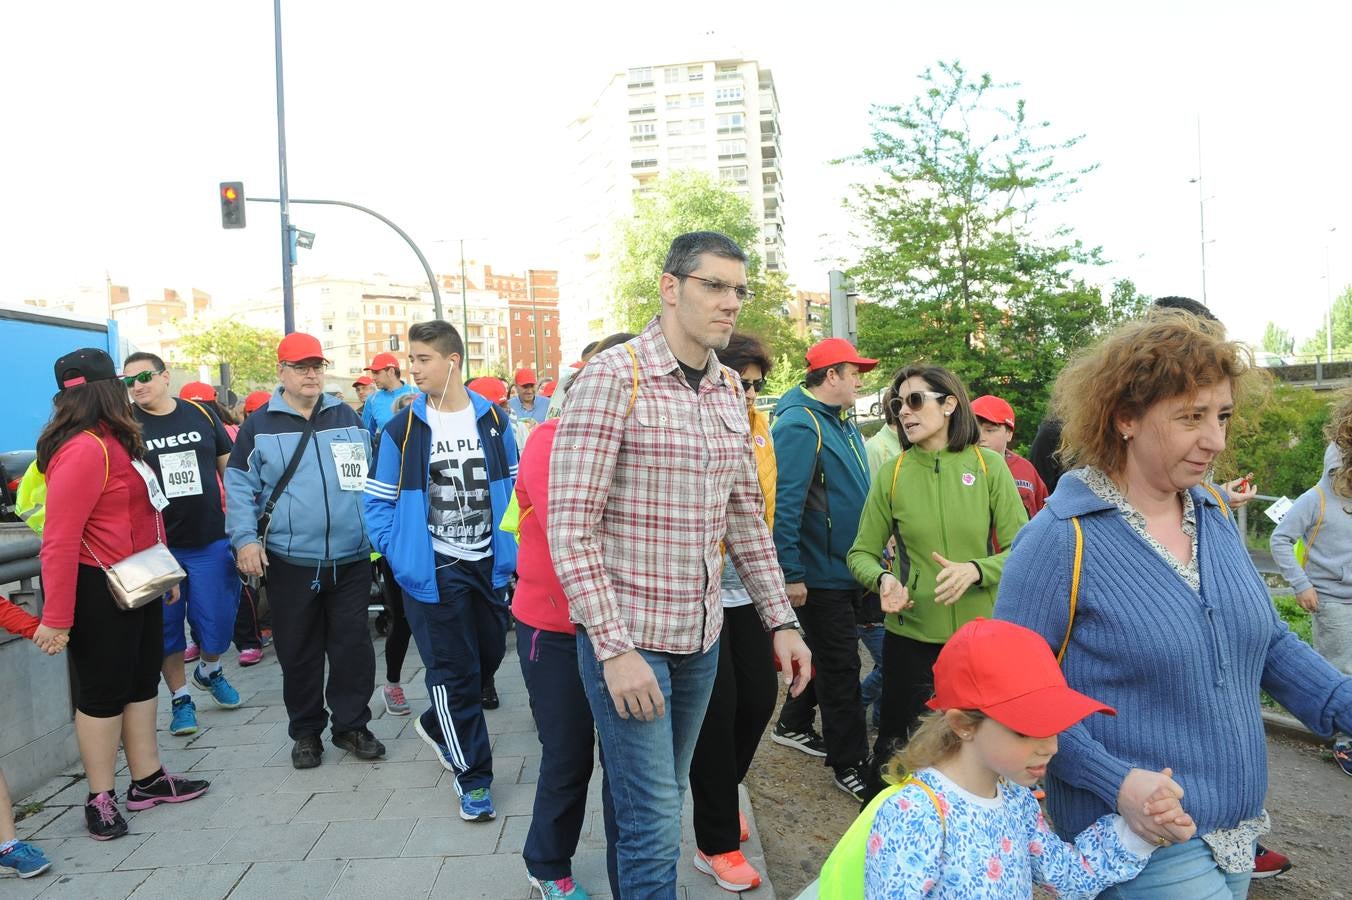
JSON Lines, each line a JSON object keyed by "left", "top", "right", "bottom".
{"left": 272, "top": 0, "right": 295, "bottom": 333}
{"left": 1327, "top": 227, "right": 1338, "bottom": 359}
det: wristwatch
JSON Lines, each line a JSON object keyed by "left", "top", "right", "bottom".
{"left": 770, "top": 622, "right": 800, "bottom": 633}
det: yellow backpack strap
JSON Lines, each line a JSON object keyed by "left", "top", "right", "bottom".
{"left": 974, "top": 445, "right": 989, "bottom": 475}
{"left": 1057, "top": 516, "right": 1084, "bottom": 664}
{"left": 394, "top": 407, "right": 415, "bottom": 503}
{"left": 82, "top": 429, "right": 110, "bottom": 489}
{"left": 901, "top": 774, "right": 946, "bottom": 832}
{"left": 184, "top": 399, "right": 215, "bottom": 426}
{"left": 889, "top": 450, "right": 905, "bottom": 504}
{"left": 622, "top": 344, "right": 640, "bottom": 417}
{"left": 802, "top": 408, "right": 822, "bottom": 454}
{"left": 1305, "top": 487, "right": 1327, "bottom": 567}
{"left": 1202, "top": 482, "right": 1232, "bottom": 519}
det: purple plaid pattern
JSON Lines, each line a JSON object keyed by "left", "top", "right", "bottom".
{"left": 549, "top": 318, "right": 795, "bottom": 660}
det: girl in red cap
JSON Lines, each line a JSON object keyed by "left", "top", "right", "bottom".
{"left": 859, "top": 618, "right": 1195, "bottom": 899}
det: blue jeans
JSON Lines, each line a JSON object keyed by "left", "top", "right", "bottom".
{"left": 1099, "top": 838, "right": 1252, "bottom": 899}
{"left": 577, "top": 629, "right": 719, "bottom": 900}
{"left": 857, "top": 623, "right": 884, "bottom": 725}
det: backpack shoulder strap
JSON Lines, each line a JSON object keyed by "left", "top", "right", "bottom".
{"left": 622, "top": 344, "right": 640, "bottom": 417}
{"left": 1201, "top": 482, "right": 1232, "bottom": 519}
{"left": 1057, "top": 516, "right": 1084, "bottom": 665}
{"left": 889, "top": 450, "right": 906, "bottom": 504}
{"left": 81, "top": 429, "right": 110, "bottom": 489}
{"left": 183, "top": 399, "right": 215, "bottom": 426}
{"left": 1305, "top": 486, "right": 1327, "bottom": 566}
{"left": 974, "top": 445, "right": 989, "bottom": 475}
{"left": 900, "top": 774, "right": 946, "bottom": 831}
{"left": 801, "top": 407, "right": 823, "bottom": 454}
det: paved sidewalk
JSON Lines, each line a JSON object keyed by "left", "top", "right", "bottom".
{"left": 10, "top": 629, "right": 775, "bottom": 899}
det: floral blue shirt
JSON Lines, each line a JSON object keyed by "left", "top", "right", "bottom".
{"left": 865, "top": 768, "right": 1154, "bottom": 899}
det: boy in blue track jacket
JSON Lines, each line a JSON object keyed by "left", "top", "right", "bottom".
{"left": 363, "top": 320, "right": 518, "bottom": 823}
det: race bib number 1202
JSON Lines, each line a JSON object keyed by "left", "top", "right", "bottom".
{"left": 331, "top": 442, "right": 367, "bottom": 491}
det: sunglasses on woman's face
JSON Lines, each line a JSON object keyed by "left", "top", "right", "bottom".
{"left": 741, "top": 378, "right": 766, "bottom": 393}
{"left": 889, "top": 390, "right": 947, "bottom": 415}
{"left": 122, "top": 370, "right": 162, "bottom": 387}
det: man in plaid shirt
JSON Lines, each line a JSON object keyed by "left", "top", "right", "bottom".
{"left": 550, "top": 231, "right": 812, "bottom": 898}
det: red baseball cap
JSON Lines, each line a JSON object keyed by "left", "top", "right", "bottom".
{"left": 277, "top": 332, "right": 327, "bottom": 364}
{"left": 179, "top": 381, "right": 217, "bottom": 402}
{"left": 540, "top": 380, "right": 558, "bottom": 398}
{"left": 466, "top": 376, "right": 508, "bottom": 405}
{"left": 971, "top": 395, "right": 1016, "bottom": 430}
{"left": 927, "top": 619, "right": 1115, "bottom": 739}
{"left": 569, "top": 360, "right": 584, "bottom": 369}
{"left": 244, "top": 390, "right": 272, "bottom": 415}
{"left": 804, "top": 338, "right": 878, "bottom": 373}
{"left": 365, "top": 352, "right": 399, "bottom": 372}
{"left": 514, "top": 368, "right": 538, "bottom": 387}
{"left": 352, "top": 375, "right": 374, "bottom": 388}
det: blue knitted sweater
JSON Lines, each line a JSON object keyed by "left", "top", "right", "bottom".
{"left": 995, "top": 473, "right": 1352, "bottom": 840}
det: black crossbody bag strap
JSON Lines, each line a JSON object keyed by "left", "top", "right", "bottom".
{"left": 256, "top": 413, "right": 317, "bottom": 542}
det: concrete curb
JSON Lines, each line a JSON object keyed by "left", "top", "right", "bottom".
{"left": 1262, "top": 709, "right": 1325, "bottom": 747}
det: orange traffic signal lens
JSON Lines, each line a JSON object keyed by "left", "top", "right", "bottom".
{"left": 222, "top": 186, "right": 238, "bottom": 202}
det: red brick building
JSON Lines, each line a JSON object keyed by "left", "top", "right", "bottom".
{"left": 484, "top": 265, "right": 562, "bottom": 380}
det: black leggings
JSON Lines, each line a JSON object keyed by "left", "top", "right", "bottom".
{"left": 68, "top": 565, "right": 163, "bottom": 717}
{"left": 867, "top": 630, "right": 944, "bottom": 798}
{"left": 376, "top": 557, "right": 412, "bottom": 683}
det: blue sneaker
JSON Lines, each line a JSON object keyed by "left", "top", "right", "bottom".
{"left": 192, "top": 666, "right": 241, "bottom": 708}
{"left": 459, "top": 787, "right": 495, "bottom": 822}
{"left": 413, "top": 712, "right": 456, "bottom": 773}
{"left": 169, "top": 695, "right": 198, "bottom": 736}
{"left": 529, "top": 875, "right": 589, "bottom": 899}
{"left": 0, "top": 840, "right": 51, "bottom": 879}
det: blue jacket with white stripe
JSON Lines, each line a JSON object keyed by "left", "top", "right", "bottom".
{"left": 363, "top": 390, "right": 519, "bottom": 600}
{"left": 224, "top": 390, "right": 372, "bottom": 565}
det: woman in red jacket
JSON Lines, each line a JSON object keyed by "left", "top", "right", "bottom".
{"left": 512, "top": 332, "right": 632, "bottom": 900}
{"left": 33, "top": 349, "right": 209, "bottom": 841}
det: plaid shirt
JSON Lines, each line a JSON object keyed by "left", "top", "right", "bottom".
{"left": 549, "top": 318, "right": 796, "bottom": 660}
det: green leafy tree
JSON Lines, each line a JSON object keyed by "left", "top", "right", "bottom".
{"left": 1261, "top": 322, "right": 1294, "bottom": 356}
{"left": 1299, "top": 285, "right": 1352, "bottom": 356}
{"left": 844, "top": 61, "right": 1128, "bottom": 444}
{"left": 176, "top": 319, "right": 283, "bottom": 390}
{"left": 610, "top": 170, "right": 807, "bottom": 367}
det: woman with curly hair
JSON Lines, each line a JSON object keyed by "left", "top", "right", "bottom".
{"left": 995, "top": 312, "right": 1352, "bottom": 897}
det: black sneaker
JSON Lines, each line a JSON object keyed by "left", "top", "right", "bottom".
{"left": 125, "top": 772, "right": 210, "bottom": 811}
{"left": 332, "top": 727, "right": 385, "bottom": 760}
{"left": 833, "top": 764, "right": 868, "bottom": 802}
{"left": 481, "top": 678, "right": 500, "bottom": 711}
{"left": 1334, "top": 742, "right": 1352, "bottom": 777}
{"left": 771, "top": 722, "right": 827, "bottom": 758}
{"left": 84, "top": 790, "right": 128, "bottom": 841}
{"left": 291, "top": 734, "right": 324, "bottom": 769}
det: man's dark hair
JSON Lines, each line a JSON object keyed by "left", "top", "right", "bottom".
{"left": 662, "top": 231, "right": 747, "bottom": 277}
{"left": 123, "top": 351, "right": 166, "bottom": 372}
{"left": 719, "top": 332, "right": 773, "bottom": 376}
{"left": 408, "top": 320, "right": 465, "bottom": 359}
{"left": 1153, "top": 296, "right": 1217, "bottom": 322}
{"left": 804, "top": 362, "right": 848, "bottom": 389}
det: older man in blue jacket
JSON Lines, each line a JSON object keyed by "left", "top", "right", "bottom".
{"left": 225, "top": 332, "right": 381, "bottom": 770}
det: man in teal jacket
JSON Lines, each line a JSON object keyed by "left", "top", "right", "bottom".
{"left": 769, "top": 338, "right": 876, "bottom": 800}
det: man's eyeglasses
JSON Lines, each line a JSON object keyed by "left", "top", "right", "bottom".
{"left": 678, "top": 273, "right": 754, "bottom": 302}
{"left": 740, "top": 378, "right": 766, "bottom": 393}
{"left": 282, "top": 362, "right": 327, "bottom": 375}
{"left": 122, "top": 370, "right": 162, "bottom": 387}
{"left": 889, "top": 390, "right": 948, "bottom": 416}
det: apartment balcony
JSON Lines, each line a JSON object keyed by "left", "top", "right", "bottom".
{"left": 715, "top": 72, "right": 743, "bottom": 82}
{"left": 630, "top": 158, "right": 659, "bottom": 170}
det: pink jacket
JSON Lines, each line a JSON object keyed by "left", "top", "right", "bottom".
{"left": 510, "top": 420, "right": 574, "bottom": 634}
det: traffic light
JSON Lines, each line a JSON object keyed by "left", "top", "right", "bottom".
{"left": 219, "top": 182, "right": 246, "bottom": 229}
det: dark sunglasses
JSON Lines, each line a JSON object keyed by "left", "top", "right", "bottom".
{"left": 889, "top": 390, "right": 947, "bottom": 415}
{"left": 740, "top": 378, "right": 766, "bottom": 393}
{"left": 122, "top": 370, "right": 163, "bottom": 387}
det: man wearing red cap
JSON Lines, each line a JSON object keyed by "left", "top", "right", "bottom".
{"left": 508, "top": 368, "right": 550, "bottom": 426}
{"left": 351, "top": 375, "right": 374, "bottom": 418}
{"left": 769, "top": 336, "right": 878, "bottom": 801}
{"left": 361, "top": 351, "right": 416, "bottom": 438}
{"left": 225, "top": 332, "right": 383, "bottom": 769}
{"left": 121, "top": 351, "right": 240, "bottom": 737}
{"left": 971, "top": 394, "right": 1048, "bottom": 520}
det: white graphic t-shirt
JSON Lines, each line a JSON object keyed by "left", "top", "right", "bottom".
{"left": 426, "top": 403, "right": 493, "bottom": 560}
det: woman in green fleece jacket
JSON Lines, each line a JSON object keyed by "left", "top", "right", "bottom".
{"left": 847, "top": 364, "right": 1028, "bottom": 796}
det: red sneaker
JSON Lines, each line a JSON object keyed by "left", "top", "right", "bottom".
{"left": 1252, "top": 844, "right": 1292, "bottom": 879}
{"left": 694, "top": 850, "right": 761, "bottom": 892}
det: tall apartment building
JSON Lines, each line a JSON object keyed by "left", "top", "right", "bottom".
{"left": 788, "top": 290, "right": 830, "bottom": 341}
{"left": 559, "top": 55, "right": 786, "bottom": 360}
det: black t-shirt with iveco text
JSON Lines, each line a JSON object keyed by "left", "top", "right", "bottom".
{"left": 134, "top": 399, "right": 233, "bottom": 548}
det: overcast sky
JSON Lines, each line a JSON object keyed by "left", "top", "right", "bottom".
{"left": 2, "top": 0, "right": 1347, "bottom": 348}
